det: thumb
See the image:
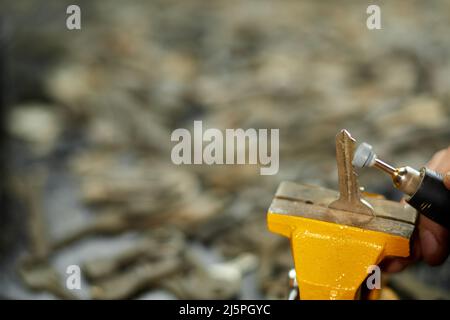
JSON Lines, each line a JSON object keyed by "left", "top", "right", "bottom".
{"left": 444, "top": 171, "right": 450, "bottom": 189}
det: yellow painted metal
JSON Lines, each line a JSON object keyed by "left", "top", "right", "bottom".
{"left": 267, "top": 212, "right": 410, "bottom": 300}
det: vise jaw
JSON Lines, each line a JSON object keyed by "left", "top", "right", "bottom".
{"left": 267, "top": 130, "right": 417, "bottom": 300}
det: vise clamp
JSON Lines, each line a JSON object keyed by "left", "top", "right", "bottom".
{"left": 267, "top": 130, "right": 417, "bottom": 300}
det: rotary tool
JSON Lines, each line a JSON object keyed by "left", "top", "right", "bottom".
{"left": 353, "top": 142, "right": 450, "bottom": 229}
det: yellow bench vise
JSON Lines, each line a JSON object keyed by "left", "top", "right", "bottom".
{"left": 267, "top": 130, "right": 417, "bottom": 300}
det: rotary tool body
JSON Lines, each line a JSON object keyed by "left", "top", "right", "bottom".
{"left": 353, "top": 143, "right": 450, "bottom": 229}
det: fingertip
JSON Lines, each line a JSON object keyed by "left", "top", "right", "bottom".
{"left": 444, "top": 172, "right": 450, "bottom": 189}
{"left": 421, "top": 230, "right": 439, "bottom": 264}
{"left": 420, "top": 227, "right": 450, "bottom": 266}
{"left": 426, "top": 149, "right": 447, "bottom": 170}
{"left": 380, "top": 258, "right": 410, "bottom": 273}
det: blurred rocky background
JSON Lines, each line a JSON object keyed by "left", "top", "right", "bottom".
{"left": 0, "top": 0, "right": 449, "bottom": 299}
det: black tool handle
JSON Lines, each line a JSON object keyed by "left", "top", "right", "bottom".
{"left": 407, "top": 168, "right": 450, "bottom": 229}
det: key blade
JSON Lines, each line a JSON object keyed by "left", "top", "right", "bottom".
{"left": 329, "top": 129, "right": 374, "bottom": 217}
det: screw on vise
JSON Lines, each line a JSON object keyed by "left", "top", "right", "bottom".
{"left": 328, "top": 130, "right": 375, "bottom": 217}
{"left": 287, "top": 269, "right": 299, "bottom": 300}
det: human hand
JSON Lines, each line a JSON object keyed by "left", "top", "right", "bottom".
{"left": 381, "top": 147, "right": 450, "bottom": 273}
